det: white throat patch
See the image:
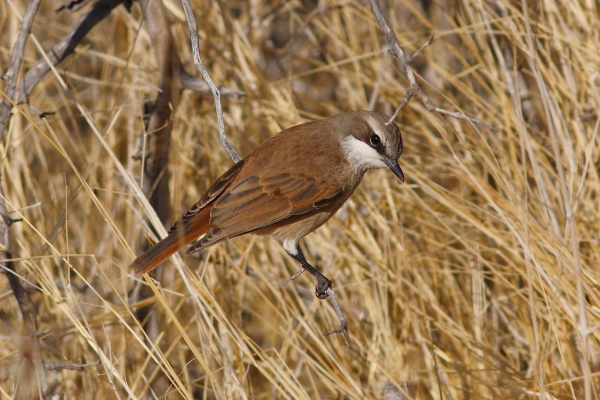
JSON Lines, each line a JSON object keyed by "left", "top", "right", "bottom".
{"left": 341, "top": 135, "right": 386, "bottom": 173}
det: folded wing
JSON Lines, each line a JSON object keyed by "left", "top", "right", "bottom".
{"left": 188, "top": 170, "right": 341, "bottom": 253}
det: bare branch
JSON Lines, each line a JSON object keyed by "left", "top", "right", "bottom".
{"left": 181, "top": 0, "right": 241, "bottom": 163}
{"left": 137, "top": 0, "right": 180, "bottom": 225}
{"left": 430, "top": 106, "right": 498, "bottom": 131}
{"left": 55, "top": 0, "right": 94, "bottom": 12}
{"left": 2, "top": 254, "right": 48, "bottom": 395}
{"left": 14, "top": 0, "right": 125, "bottom": 105}
{"left": 180, "top": 71, "right": 247, "bottom": 99}
{"left": 134, "top": 0, "right": 185, "bottom": 393}
{"left": 44, "top": 360, "right": 100, "bottom": 372}
{"left": 388, "top": 88, "right": 414, "bottom": 123}
{"left": 410, "top": 36, "right": 434, "bottom": 63}
{"left": 8, "top": 0, "right": 243, "bottom": 117}
{"left": 0, "top": 0, "right": 42, "bottom": 139}
{"left": 368, "top": 0, "right": 498, "bottom": 131}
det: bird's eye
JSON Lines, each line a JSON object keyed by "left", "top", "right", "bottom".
{"left": 369, "top": 134, "right": 381, "bottom": 147}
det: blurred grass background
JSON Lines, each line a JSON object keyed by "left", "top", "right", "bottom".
{"left": 1, "top": 0, "right": 599, "bottom": 398}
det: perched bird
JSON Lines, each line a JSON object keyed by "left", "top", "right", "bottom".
{"left": 130, "top": 110, "right": 404, "bottom": 340}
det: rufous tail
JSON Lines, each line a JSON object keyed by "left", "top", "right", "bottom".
{"left": 129, "top": 209, "right": 211, "bottom": 274}
{"left": 129, "top": 232, "right": 187, "bottom": 274}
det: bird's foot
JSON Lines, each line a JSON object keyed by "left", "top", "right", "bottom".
{"left": 314, "top": 275, "right": 332, "bottom": 299}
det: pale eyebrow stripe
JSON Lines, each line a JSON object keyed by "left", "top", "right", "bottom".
{"left": 366, "top": 116, "right": 386, "bottom": 146}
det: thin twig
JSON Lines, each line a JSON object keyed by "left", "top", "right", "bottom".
{"left": 180, "top": 71, "right": 247, "bottom": 99}
{"left": 180, "top": 0, "right": 241, "bottom": 163}
{"left": 0, "top": 0, "right": 43, "bottom": 139}
{"left": 409, "top": 36, "right": 434, "bottom": 63}
{"left": 368, "top": 0, "right": 498, "bottom": 131}
{"left": 431, "top": 106, "right": 498, "bottom": 131}
{"left": 44, "top": 360, "right": 100, "bottom": 372}
{"left": 8, "top": 0, "right": 245, "bottom": 113}
{"left": 388, "top": 88, "right": 414, "bottom": 123}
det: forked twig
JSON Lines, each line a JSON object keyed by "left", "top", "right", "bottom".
{"left": 180, "top": 0, "right": 241, "bottom": 163}
{"left": 14, "top": 0, "right": 125, "bottom": 105}
{"left": 180, "top": 71, "right": 247, "bottom": 99}
{"left": 8, "top": 0, "right": 244, "bottom": 121}
{"left": 368, "top": 0, "right": 498, "bottom": 131}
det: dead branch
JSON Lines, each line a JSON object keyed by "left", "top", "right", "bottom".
{"left": 133, "top": 0, "right": 185, "bottom": 393}
{"left": 14, "top": 0, "right": 125, "bottom": 105}
{"left": 56, "top": 0, "right": 96, "bottom": 12}
{"left": 0, "top": 0, "right": 42, "bottom": 139}
{"left": 9, "top": 0, "right": 245, "bottom": 116}
{"left": 44, "top": 360, "right": 100, "bottom": 372}
{"left": 2, "top": 255, "right": 48, "bottom": 397}
{"left": 180, "top": 71, "right": 246, "bottom": 99}
{"left": 368, "top": 0, "right": 498, "bottom": 131}
{"left": 137, "top": 0, "right": 180, "bottom": 224}
{"left": 181, "top": 0, "right": 241, "bottom": 163}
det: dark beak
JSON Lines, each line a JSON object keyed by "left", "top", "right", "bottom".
{"left": 384, "top": 157, "right": 405, "bottom": 182}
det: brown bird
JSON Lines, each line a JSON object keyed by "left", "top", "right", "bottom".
{"left": 130, "top": 110, "right": 404, "bottom": 340}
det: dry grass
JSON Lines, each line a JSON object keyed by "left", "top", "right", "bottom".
{"left": 1, "top": 0, "right": 599, "bottom": 398}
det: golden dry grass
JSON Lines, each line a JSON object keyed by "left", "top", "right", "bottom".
{"left": 1, "top": 0, "right": 599, "bottom": 398}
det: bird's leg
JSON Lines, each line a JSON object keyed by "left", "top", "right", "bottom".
{"left": 283, "top": 243, "right": 351, "bottom": 349}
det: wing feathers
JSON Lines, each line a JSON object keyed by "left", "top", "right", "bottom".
{"left": 132, "top": 160, "right": 245, "bottom": 274}
{"left": 169, "top": 159, "right": 245, "bottom": 234}
{"left": 201, "top": 171, "right": 340, "bottom": 247}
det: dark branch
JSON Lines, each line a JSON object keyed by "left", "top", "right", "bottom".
{"left": 55, "top": 0, "right": 94, "bottom": 12}
{"left": 2, "top": 256, "right": 36, "bottom": 339}
{"left": 2, "top": 254, "right": 48, "bottom": 394}
{"left": 134, "top": 0, "right": 185, "bottom": 393}
{"left": 14, "top": 0, "right": 125, "bottom": 105}
{"left": 137, "top": 0, "right": 180, "bottom": 225}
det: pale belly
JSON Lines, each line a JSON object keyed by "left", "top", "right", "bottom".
{"left": 253, "top": 210, "right": 335, "bottom": 243}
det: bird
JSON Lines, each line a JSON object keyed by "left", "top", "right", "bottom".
{"left": 130, "top": 110, "right": 404, "bottom": 342}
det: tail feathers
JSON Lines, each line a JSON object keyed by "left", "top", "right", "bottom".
{"left": 129, "top": 232, "right": 188, "bottom": 274}
{"left": 130, "top": 204, "right": 213, "bottom": 274}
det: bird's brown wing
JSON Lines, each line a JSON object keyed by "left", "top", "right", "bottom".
{"left": 187, "top": 171, "right": 342, "bottom": 253}
{"left": 130, "top": 160, "right": 246, "bottom": 274}
{"left": 169, "top": 159, "right": 245, "bottom": 234}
